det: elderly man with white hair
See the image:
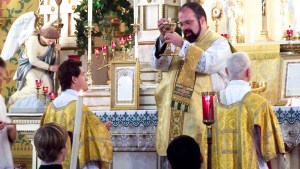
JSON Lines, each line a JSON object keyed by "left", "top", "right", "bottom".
{"left": 204, "top": 52, "right": 285, "bottom": 169}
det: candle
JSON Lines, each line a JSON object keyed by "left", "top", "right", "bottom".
{"left": 202, "top": 94, "right": 210, "bottom": 121}
{"left": 42, "top": 86, "right": 48, "bottom": 93}
{"left": 94, "top": 48, "right": 101, "bottom": 55}
{"left": 120, "top": 37, "right": 126, "bottom": 45}
{"left": 70, "top": 90, "right": 83, "bottom": 169}
{"left": 201, "top": 92, "right": 215, "bottom": 121}
{"left": 88, "top": 0, "right": 92, "bottom": 22}
{"left": 49, "top": 92, "right": 56, "bottom": 100}
{"left": 111, "top": 41, "right": 117, "bottom": 49}
{"left": 134, "top": 0, "right": 138, "bottom": 19}
{"left": 87, "top": 0, "right": 93, "bottom": 61}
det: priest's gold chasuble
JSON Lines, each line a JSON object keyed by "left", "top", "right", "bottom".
{"left": 41, "top": 101, "right": 113, "bottom": 169}
{"left": 203, "top": 92, "right": 285, "bottom": 169}
{"left": 155, "top": 30, "right": 223, "bottom": 156}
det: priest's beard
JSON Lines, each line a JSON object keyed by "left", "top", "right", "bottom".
{"left": 183, "top": 21, "right": 201, "bottom": 43}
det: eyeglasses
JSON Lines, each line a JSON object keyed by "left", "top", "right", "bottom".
{"left": 177, "top": 19, "right": 198, "bottom": 28}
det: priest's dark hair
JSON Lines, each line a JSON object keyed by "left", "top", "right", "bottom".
{"left": 167, "top": 135, "right": 202, "bottom": 169}
{"left": 180, "top": 2, "right": 207, "bottom": 21}
{"left": 58, "top": 59, "right": 82, "bottom": 91}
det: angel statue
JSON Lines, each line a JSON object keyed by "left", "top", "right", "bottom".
{"left": 0, "top": 11, "right": 60, "bottom": 109}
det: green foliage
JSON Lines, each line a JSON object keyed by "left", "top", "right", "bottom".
{"left": 74, "top": 0, "right": 133, "bottom": 56}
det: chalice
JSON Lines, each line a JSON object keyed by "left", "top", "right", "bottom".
{"left": 160, "top": 22, "right": 178, "bottom": 57}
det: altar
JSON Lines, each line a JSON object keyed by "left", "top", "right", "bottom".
{"left": 7, "top": 105, "right": 300, "bottom": 169}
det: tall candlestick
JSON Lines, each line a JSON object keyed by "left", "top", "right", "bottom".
{"left": 135, "top": 33, "right": 138, "bottom": 58}
{"left": 87, "top": 0, "right": 93, "bottom": 61}
{"left": 70, "top": 90, "right": 83, "bottom": 169}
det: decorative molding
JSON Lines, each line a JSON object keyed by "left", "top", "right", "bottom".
{"left": 94, "top": 111, "right": 158, "bottom": 127}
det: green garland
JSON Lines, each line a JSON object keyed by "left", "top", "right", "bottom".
{"left": 74, "top": 0, "right": 133, "bottom": 56}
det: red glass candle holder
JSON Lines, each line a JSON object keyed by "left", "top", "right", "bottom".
{"left": 120, "top": 37, "right": 126, "bottom": 45}
{"left": 35, "top": 79, "right": 42, "bottom": 87}
{"left": 111, "top": 41, "right": 117, "bottom": 49}
{"left": 201, "top": 92, "right": 215, "bottom": 126}
{"left": 49, "top": 92, "right": 56, "bottom": 101}
{"left": 42, "top": 86, "right": 48, "bottom": 93}
{"left": 94, "top": 48, "right": 101, "bottom": 55}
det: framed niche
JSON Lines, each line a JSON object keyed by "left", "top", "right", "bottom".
{"left": 110, "top": 60, "right": 140, "bottom": 110}
{"left": 278, "top": 54, "right": 300, "bottom": 105}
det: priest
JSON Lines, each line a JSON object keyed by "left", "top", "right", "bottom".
{"left": 150, "top": 2, "right": 235, "bottom": 165}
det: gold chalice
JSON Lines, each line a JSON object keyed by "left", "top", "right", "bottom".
{"left": 250, "top": 81, "right": 267, "bottom": 93}
{"left": 160, "top": 22, "right": 178, "bottom": 57}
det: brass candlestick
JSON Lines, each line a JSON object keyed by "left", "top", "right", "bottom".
{"left": 35, "top": 80, "right": 42, "bottom": 99}
{"left": 160, "top": 22, "right": 178, "bottom": 57}
{"left": 36, "top": 85, "right": 41, "bottom": 99}
{"left": 85, "top": 25, "right": 94, "bottom": 85}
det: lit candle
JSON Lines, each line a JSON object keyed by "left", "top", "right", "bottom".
{"left": 42, "top": 86, "right": 48, "bottom": 93}
{"left": 111, "top": 41, "right": 117, "bottom": 49}
{"left": 201, "top": 92, "right": 215, "bottom": 121}
{"left": 120, "top": 37, "right": 126, "bottom": 45}
{"left": 202, "top": 94, "right": 210, "bottom": 121}
{"left": 94, "top": 48, "right": 101, "bottom": 55}
{"left": 49, "top": 92, "right": 56, "bottom": 100}
{"left": 70, "top": 90, "right": 83, "bottom": 169}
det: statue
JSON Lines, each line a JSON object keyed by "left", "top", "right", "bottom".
{"left": 281, "top": 0, "right": 288, "bottom": 33}
{"left": 288, "top": 0, "right": 300, "bottom": 35}
{"left": 0, "top": 12, "right": 60, "bottom": 111}
{"left": 262, "top": 0, "right": 266, "bottom": 16}
{"left": 224, "top": 0, "right": 237, "bottom": 43}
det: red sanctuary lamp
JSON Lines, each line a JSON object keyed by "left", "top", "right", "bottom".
{"left": 201, "top": 92, "right": 215, "bottom": 169}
